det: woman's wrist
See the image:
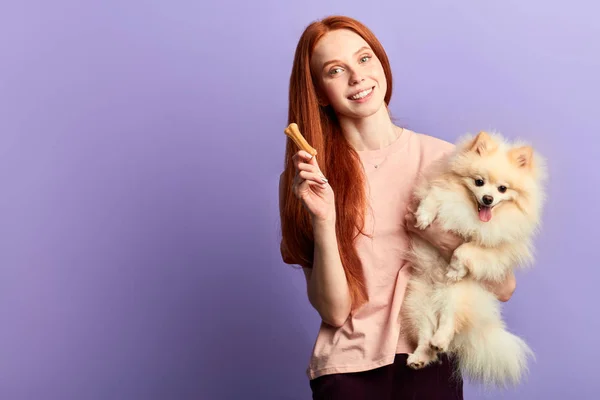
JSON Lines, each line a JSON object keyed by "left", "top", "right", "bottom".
{"left": 312, "top": 214, "right": 336, "bottom": 231}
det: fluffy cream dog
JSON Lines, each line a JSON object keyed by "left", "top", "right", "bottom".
{"left": 401, "top": 131, "right": 546, "bottom": 387}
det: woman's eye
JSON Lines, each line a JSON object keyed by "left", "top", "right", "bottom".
{"left": 329, "top": 68, "right": 342, "bottom": 75}
{"left": 360, "top": 55, "right": 371, "bottom": 63}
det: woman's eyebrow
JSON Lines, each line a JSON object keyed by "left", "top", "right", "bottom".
{"left": 322, "top": 46, "right": 371, "bottom": 70}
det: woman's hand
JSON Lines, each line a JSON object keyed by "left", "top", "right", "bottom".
{"left": 483, "top": 271, "right": 517, "bottom": 302}
{"left": 404, "top": 199, "right": 463, "bottom": 262}
{"left": 292, "top": 150, "right": 336, "bottom": 224}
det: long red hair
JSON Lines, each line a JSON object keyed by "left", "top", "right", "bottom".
{"left": 279, "top": 15, "right": 394, "bottom": 310}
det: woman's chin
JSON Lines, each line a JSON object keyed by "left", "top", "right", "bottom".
{"left": 344, "top": 101, "right": 387, "bottom": 119}
{"left": 334, "top": 96, "right": 385, "bottom": 119}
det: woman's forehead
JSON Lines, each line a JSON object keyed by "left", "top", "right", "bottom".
{"left": 312, "top": 30, "right": 370, "bottom": 65}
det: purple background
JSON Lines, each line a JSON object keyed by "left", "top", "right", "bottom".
{"left": 1, "top": 1, "right": 598, "bottom": 399}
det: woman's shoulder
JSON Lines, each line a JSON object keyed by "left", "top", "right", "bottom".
{"left": 411, "top": 130, "right": 456, "bottom": 155}
{"left": 402, "top": 129, "right": 456, "bottom": 172}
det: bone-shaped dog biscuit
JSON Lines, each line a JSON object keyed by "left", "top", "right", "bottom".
{"left": 284, "top": 123, "right": 317, "bottom": 157}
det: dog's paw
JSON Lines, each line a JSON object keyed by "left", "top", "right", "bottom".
{"left": 447, "top": 255, "right": 468, "bottom": 282}
{"left": 446, "top": 267, "right": 467, "bottom": 282}
{"left": 407, "top": 352, "right": 432, "bottom": 370}
{"left": 414, "top": 208, "right": 435, "bottom": 230}
{"left": 430, "top": 335, "right": 450, "bottom": 353}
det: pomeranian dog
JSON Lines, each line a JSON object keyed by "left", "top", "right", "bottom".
{"left": 400, "top": 131, "right": 546, "bottom": 388}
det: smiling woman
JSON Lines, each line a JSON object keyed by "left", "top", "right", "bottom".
{"left": 278, "top": 15, "right": 450, "bottom": 399}
{"left": 277, "top": 15, "right": 516, "bottom": 399}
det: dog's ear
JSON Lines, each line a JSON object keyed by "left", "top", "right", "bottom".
{"left": 509, "top": 146, "right": 533, "bottom": 169}
{"left": 469, "top": 131, "right": 498, "bottom": 155}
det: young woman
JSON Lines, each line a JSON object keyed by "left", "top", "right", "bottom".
{"left": 278, "top": 15, "right": 516, "bottom": 399}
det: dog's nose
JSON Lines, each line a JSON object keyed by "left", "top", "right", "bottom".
{"left": 482, "top": 195, "right": 494, "bottom": 205}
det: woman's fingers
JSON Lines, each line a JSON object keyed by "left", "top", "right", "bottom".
{"left": 293, "top": 151, "right": 326, "bottom": 175}
{"left": 292, "top": 168, "right": 327, "bottom": 197}
{"left": 297, "top": 161, "right": 319, "bottom": 172}
{"left": 299, "top": 170, "right": 328, "bottom": 184}
{"left": 290, "top": 150, "right": 330, "bottom": 201}
{"left": 293, "top": 176, "right": 327, "bottom": 198}
{"left": 406, "top": 196, "right": 420, "bottom": 213}
{"left": 292, "top": 151, "right": 328, "bottom": 186}
{"left": 405, "top": 212, "right": 419, "bottom": 232}
{"left": 292, "top": 150, "right": 315, "bottom": 168}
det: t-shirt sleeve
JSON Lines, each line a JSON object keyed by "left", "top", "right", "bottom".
{"left": 416, "top": 133, "right": 456, "bottom": 172}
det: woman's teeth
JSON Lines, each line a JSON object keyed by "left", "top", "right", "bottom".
{"left": 350, "top": 88, "right": 372, "bottom": 100}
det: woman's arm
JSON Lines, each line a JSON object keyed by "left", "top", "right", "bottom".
{"left": 302, "top": 218, "right": 352, "bottom": 328}
{"left": 279, "top": 170, "right": 351, "bottom": 328}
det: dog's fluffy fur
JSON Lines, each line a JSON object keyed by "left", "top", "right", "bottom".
{"left": 400, "top": 131, "right": 547, "bottom": 388}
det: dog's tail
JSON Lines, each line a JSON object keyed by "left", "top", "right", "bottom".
{"left": 453, "top": 324, "right": 534, "bottom": 388}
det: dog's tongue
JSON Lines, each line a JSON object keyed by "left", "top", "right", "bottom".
{"left": 479, "top": 206, "right": 492, "bottom": 222}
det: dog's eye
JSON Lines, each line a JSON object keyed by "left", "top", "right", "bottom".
{"left": 498, "top": 185, "right": 507, "bottom": 193}
{"left": 475, "top": 179, "right": 484, "bottom": 187}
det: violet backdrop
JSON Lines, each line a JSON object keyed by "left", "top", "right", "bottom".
{"left": 1, "top": 0, "right": 598, "bottom": 399}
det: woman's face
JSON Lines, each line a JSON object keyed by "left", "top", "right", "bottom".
{"left": 311, "top": 29, "right": 388, "bottom": 120}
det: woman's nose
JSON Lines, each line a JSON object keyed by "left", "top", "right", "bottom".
{"left": 349, "top": 70, "right": 365, "bottom": 85}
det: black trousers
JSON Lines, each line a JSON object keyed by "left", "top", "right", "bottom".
{"left": 309, "top": 353, "right": 463, "bottom": 400}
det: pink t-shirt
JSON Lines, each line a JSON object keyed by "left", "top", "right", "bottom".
{"left": 306, "top": 128, "right": 454, "bottom": 380}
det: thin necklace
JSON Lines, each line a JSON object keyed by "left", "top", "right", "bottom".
{"left": 363, "top": 128, "right": 403, "bottom": 170}
{"left": 365, "top": 155, "right": 389, "bottom": 169}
